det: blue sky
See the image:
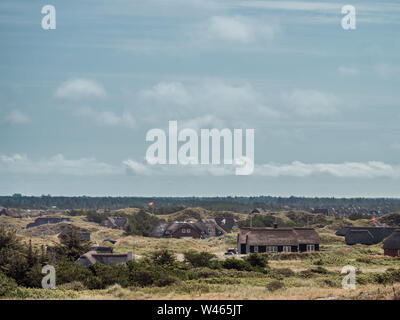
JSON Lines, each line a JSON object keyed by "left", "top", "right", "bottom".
{"left": 0, "top": 0, "right": 400, "bottom": 197}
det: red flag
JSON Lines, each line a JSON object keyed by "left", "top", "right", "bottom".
{"left": 371, "top": 216, "right": 375, "bottom": 222}
{"left": 148, "top": 202, "right": 154, "bottom": 206}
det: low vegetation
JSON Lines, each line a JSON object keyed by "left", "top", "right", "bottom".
{"left": 1, "top": 208, "right": 400, "bottom": 300}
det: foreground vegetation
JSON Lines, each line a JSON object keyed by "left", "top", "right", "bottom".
{"left": 1, "top": 209, "right": 400, "bottom": 300}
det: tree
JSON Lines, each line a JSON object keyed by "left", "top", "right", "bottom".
{"left": 244, "top": 253, "right": 268, "bottom": 268}
{"left": 184, "top": 251, "right": 216, "bottom": 268}
{"left": 151, "top": 249, "right": 176, "bottom": 266}
{"left": 54, "top": 228, "right": 92, "bottom": 261}
{"left": 0, "top": 226, "right": 43, "bottom": 287}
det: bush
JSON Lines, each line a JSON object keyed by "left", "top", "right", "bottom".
{"left": 132, "top": 270, "right": 156, "bottom": 287}
{"left": 374, "top": 269, "right": 400, "bottom": 285}
{"left": 313, "top": 259, "right": 325, "bottom": 266}
{"left": 55, "top": 259, "right": 91, "bottom": 285}
{"left": 299, "top": 270, "right": 314, "bottom": 278}
{"left": 192, "top": 267, "right": 220, "bottom": 278}
{"left": 57, "top": 281, "right": 87, "bottom": 291}
{"left": 125, "top": 210, "right": 164, "bottom": 236}
{"left": 184, "top": 251, "right": 216, "bottom": 268}
{"left": 244, "top": 253, "right": 268, "bottom": 268}
{"left": 311, "top": 267, "right": 329, "bottom": 274}
{"left": 0, "top": 272, "right": 17, "bottom": 297}
{"left": 274, "top": 268, "right": 295, "bottom": 277}
{"left": 151, "top": 249, "right": 176, "bottom": 266}
{"left": 266, "top": 280, "right": 285, "bottom": 292}
{"left": 222, "top": 258, "right": 252, "bottom": 271}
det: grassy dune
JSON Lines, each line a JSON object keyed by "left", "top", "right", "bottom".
{"left": 1, "top": 209, "right": 400, "bottom": 300}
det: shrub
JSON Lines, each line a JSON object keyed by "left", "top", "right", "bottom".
{"left": 275, "top": 268, "right": 295, "bottom": 277}
{"left": 0, "top": 272, "right": 17, "bottom": 297}
{"left": 222, "top": 258, "right": 252, "bottom": 271}
{"left": 184, "top": 251, "right": 216, "bottom": 268}
{"left": 151, "top": 249, "right": 176, "bottom": 266}
{"left": 192, "top": 267, "right": 220, "bottom": 278}
{"left": 154, "top": 274, "right": 179, "bottom": 287}
{"left": 86, "top": 263, "right": 130, "bottom": 289}
{"left": 313, "top": 259, "right": 325, "bottom": 266}
{"left": 55, "top": 259, "right": 91, "bottom": 285}
{"left": 125, "top": 210, "right": 163, "bottom": 236}
{"left": 299, "top": 270, "right": 314, "bottom": 278}
{"left": 57, "top": 281, "right": 87, "bottom": 291}
{"left": 266, "top": 280, "right": 285, "bottom": 292}
{"left": 311, "top": 267, "right": 329, "bottom": 274}
{"left": 131, "top": 270, "right": 155, "bottom": 287}
{"left": 244, "top": 253, "right": 268, "bottom": 268}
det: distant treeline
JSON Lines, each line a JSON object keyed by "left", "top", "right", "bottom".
{"left": 1, "top": 194, "right": 400, "bottom": 213}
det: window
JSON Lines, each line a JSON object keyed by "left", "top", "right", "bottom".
{"left": 254, "top": 246, "right": 258, "bottom": 253}
{"left": 266, "top": 246, "right": 278, "bottom": 252}
{"left": 182, "top": 228, "right": 186, "bottom": 233}
{"left": 307, "top": 244, "right": 315, "bottom": 252}
{"left": 283, "top": 246, "right": 291, "bottom": 252}
{"left": 186, "top": 229, "right": 191, "bottom": 233}
{"left": 398, "top": 249, "right": 400, "bottom": 257}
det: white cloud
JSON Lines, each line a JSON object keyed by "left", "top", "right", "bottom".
{"left": 5, "top": 110, "right": 30, "bottom": 124}
{"left": 77, "top": 107, "right": 136, "bottom": 128}
{"left": 122, "top": 158, "right": 400, "bottom": 178}
{"left": 123, "top": 159, "right": 153, "bottom": 175}
{"left": 282, "top": 89, "right": 339, "bottom": 116}
{"left": 256, "top": 161, "right": 399, "bottom": 178}
{"left": 123, "top": 158, "right": 238, "bottom": 176}
{"left": 0, "top": 154, "right": 122, "bottom": 176}
{"left": 139, "top": 81, "right": 191, "bottom": 107}
{"left": 2, "top": 153, "right": 399, "bottom": 179}
{"left": 137, "top": 80, "right": 281, "bottom": 128}
{"left": 55, "top": 78, "right": 106, "bottom": 100}
{"left": 207, "top": 16, "right": 275, "bottom": 43}
{"left": 338, "top": 66, "right": 359, "bottom": 76}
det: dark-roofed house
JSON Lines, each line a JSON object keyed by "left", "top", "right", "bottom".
{"left": 215, "top": 217, "right": 238, "bottom": 230}
{"left": 100, "top": 216, "right": 128, "bottom": 230}
{"left": 151, "top": 219, "right": 226, "bottom": 239}
{"left": 311, "top": 208, "right": 329, "bottom": 215}
{"left": 0, "top": 208, "right": 23, "bottom": 218}
{"left": 383, "top": 230, "right": 400, "bottom": 257}
{"left": 249, "top": 208, "right": 266, "bottom": 215}
{"left": 76, "top": 251, "right": 134, "bottom": 268}
{"left": 237, "top": 227, "right": 320, "bottom": 254}
{"left": 336, "top": 227, "right": 400, "bottom": 245}
{"left": 26, "top": 216, "right": 71, "bottom": 229}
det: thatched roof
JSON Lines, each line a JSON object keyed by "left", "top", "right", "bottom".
{"left": 383, "top": 230, "right": 400, "bottom": 249}
{"left": 247, "top": 228, "right": 298, "bottom": 246}
{"left": 238, "top": 227, "right": 320, "bottom": 246}
{"left": 150, "top": 219, "right": 226, "bottom": 238}
{"left": 0, "top": 208, "right": 22, "bottom": 218}
{"left": 294, "top": 228, "right": 320, "bottom": 243}
{"left": 103, "top": 216, "right": 128, "bottom": 228}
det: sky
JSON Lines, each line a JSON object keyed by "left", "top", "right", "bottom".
{"left": 0, "top": 0, "right": 400, "bottom": 197}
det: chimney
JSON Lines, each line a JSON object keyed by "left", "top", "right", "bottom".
{"left": 273, "top": 223, "right": 278, "bottom": 229}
